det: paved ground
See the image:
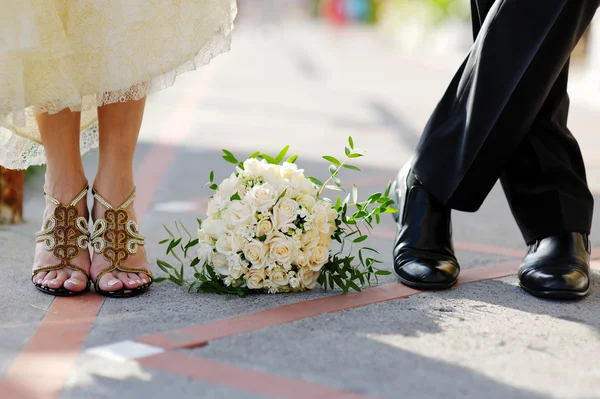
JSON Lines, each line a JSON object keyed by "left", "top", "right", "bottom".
{"left": 1, "top": 3, "right": 600, "bottom": 399}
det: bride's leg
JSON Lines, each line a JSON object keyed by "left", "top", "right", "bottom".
{"left": 91, "top": 97, "right": 150, "bottom": 293}
{"left": 34, "top": 109, "right": 90, "bottom": 292}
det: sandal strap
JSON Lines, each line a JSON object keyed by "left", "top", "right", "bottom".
{"left": 91, "top": 187, "right": 151, "bottom": 283}
{"left": 93, "top": 265, "right": 153, "bottom": 284}
{"left": 32, "top": 263, "right": 90, "bottom": 279}
{"left": 91, "top": 187, "right": 136, "bottom": 211}
{"left": 44, "top": 184, "right": 89, "bottom": 207}
{"left": 34, "top": 184, "right": 91, "bottom": 278}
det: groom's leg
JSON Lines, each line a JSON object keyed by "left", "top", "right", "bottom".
{"left": 501, "top": 62, "right": 593, "bottom": 245}
{"left": 412, "top": 0, "right": 600, "bottom": 212}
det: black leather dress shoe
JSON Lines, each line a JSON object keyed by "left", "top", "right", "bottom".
{"left": 519, "top": 233, "right": 591, "bottom": 300}
{"left": 392, "top": 163, "right": 460, "bottom": 289}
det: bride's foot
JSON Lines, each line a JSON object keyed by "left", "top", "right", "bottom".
{"left": 32, "top": 178, "right": 91, "bottom": 296}
{"left": 90, "top": 180, "right": 152, "bottom": 297}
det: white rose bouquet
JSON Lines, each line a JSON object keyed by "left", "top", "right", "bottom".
{"left": 157, "top": 137, "right": 396, "bottom": 296}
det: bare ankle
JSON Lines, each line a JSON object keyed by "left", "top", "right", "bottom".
{"left": 44, "top": 171, "right": 88, "bottom": 204}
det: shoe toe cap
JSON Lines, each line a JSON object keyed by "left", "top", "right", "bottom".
{"left": 397, "top": 259, "right": 459, "bottom": 286}
{"left": 520, "top": 267, "right": 589, "bottom": 293}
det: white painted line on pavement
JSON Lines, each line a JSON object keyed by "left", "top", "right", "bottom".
{"left": 87, "top": 341, "right": 165, "bottom": 362}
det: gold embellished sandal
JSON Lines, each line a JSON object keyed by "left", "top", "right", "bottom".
{"left": 32, "top": 185, "right": 91, "bottom": 296}
{"left": 90, "top": 187, "right": 152, "bottom": 298}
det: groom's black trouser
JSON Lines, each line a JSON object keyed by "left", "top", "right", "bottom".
{"left": 412, "top": 0, "right": 599, "bottom": 243}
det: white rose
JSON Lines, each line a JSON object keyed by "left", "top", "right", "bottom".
{"left": 296, "top": 193, "right": 316, "bottom": 211}
{"left": 197, "top": 228, "right": 213, "bottom": 244}
{"left": 217, "top": 174, "right": 240, "bottom": 198}
{"left": 295, "top": 249, "right": 310, "bottom": 267}
{"left": 202, "top": 218, "right": 226, "bottom": 239}
{"left": 298, "top": 265, "right": 320, "bottom": 289}
{"left": 246, "top": 269, "right": 266, "bottom": 289}
{"left": 212, "top": 252, "right": 229, "bottom": 276}
{"left": 272, "top": 197, "right": 299, "bottom": 230}
{"left": 268, "top": 233, "right": 297, "bottom": 265}
{"left": 301, "top": 229, "right": 319, "bottom": 249}
{"left": 262, "top": 164, "right": 281, "bottom": 185}
{"left": 242, "top": 158, "right": 266, "bottom": 177}
{"left": 228, "top": 200, "right": 254, "bottom": 227}
{"left": 256, "top": 219, "right": 274, "bottom": 237}
{"left": 319, "top": 233, "right": 332, "bottom": 248}
{"left": 247, "top": 183, "right": 277, "bottom": 209}
{"left": 215, "top": 233, "right": 242, "bottom": 255}
{"left": 279, "top": 162, "right": 299, "bottom": 178}
{"left": 312, "top": 208, "right": 330, "bottom": 235}
{"left": 309, "top": 245, "right": 329, "bottom": 271}
{"left": 268, "top": 266, "right": 290, "bottom": 287}
{"left": 243, "top": 240, "right": 267, "bottom": 267}
{"left": 196, "top": 243, "right": 214, "bottom": 265}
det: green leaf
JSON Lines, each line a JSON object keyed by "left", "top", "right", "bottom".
{"left": 275, "top": 145, "right": 290, "bottom": 164}
{"left": 167, "top": 238, "right": 182, "bottom": 254}
{"left": 209, "top": 171, "right": 214, "bottom": 182}
{"left": 287, "top": 154, "right": 299, "bottom": 163}
{"left": 210, "top": 184, "right": 218, "bottom": 191}
{"left": 342, "top": 164, "right": 361, "bottom": 171}
{"left": 185, "top": 238, "right": 199, "bottom": 249}
{"left": 308, "top": 176, "right": 324, "bottom": 186}
{"left": 222, "top": 149, "right": 238, "bottom": 164}
{"left": 153, "top": 277, "right": 167, "bottom": 283}
{"left": 384, "top": 207, "right": 398, "bottom": 213}
{"left": 159, "top": 239, "right": 169, "bottom": 244}
{"left": 375, "top": 270, "right": 392, "bottom": 276}
{"left": 248, "top": 151, "right": 261, "bottom": 159}
{"left": 333, "top": 176, "right": 342, "bottom": 187}
{"left": 197, "top": 218, "right": 203, "bottom": 228}
{"left": 368, "top": 193, "right": 382, "bottom": 203}
{"left": 261, "top": 154, "right": 277, "bottom": 164}
{"left": 322, "top": 156, "right": 341, "bottom": 166}
{"left": 257, "top": 235, "right": 267, "bottom": 242}
{"left": 347, "top": 280, "right": 362, "bottom": 292}
{"left": 348, "top": 153, "right": 363, "bottom": 158}
{"left": 348, "top": 136, "right": 354, "bottom": 150}
{"left": 329, "top": 164, "right": 337, "bottom": 175}
{"left": 353, "top": 235, "right": 368, "bottom": 243}
{"left": 230, "top": 193, "right": 241, "bottom": 201}
{"left": 352, "top": 185, "right": 358, "bottom": 204}
{"left": 325, "top": 185, "right": 344, "bottom": 192}
{"left": 345, "top": 146, "right": 351, "bottom": 156}
{"left": 190, "top": 257, "right": 201, "bottom": 267}
{"left": 168, "top": 275, "right": 184, "bottom": 286}
{"left": 163, "top": 225, "right": 175, "bottom": 238}
{"left": 156, "top": 259, "right": 173, "bottom": 273}
{"left": 384, "top": 181, "right": 392, "bottom": 197}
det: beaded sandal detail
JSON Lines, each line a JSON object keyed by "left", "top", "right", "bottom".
{"left": 90, "top": 187, "right": 152, "bottom": 298}
{"left": 32, "top": 185, "right": 91, "bottom": 296}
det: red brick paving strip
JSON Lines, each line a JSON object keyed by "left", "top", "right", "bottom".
{"left": 139, "top": 351, "right": 382, "bottom": 399}
{"left": 136, "top": 261, "right": 522, "bottom": 350}
{"left": 0, "top": 78, "right": 205, "bottom": 398}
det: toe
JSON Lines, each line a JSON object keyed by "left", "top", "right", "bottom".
{"left": 99, "top": 273, "right": 123, "bottom": 292}
{"left": 34, "top": 271, "right": 47, "bottom": 285}
{"left": 48, "top": 270, "right": 68, "bottom": 289}
{"left": 117, "top": 272, "right": 138, "bottom": 289}
{"left": 64, "top": 270, "right": 88, "bottom": 292}
{"left": 128, "top": 273, "right": 143, "bottom": 285}
{"left": 43, "top": 271, "right": 57, "bottom": 287}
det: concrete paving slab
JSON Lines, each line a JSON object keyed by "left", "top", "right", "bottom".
{"left": 61, "top": 353, "right": 269, "bottom": 399}
{"left": 194, "top": 273, "right": 600, "bottom": 399}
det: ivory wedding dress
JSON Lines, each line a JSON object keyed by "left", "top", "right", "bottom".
{"left": 0, "top": 0, "right": 237, "bottom": 169}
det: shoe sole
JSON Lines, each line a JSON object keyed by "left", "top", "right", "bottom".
{"left": 397, "top": 273, "right": 458, "bottom": 291}
{"left": 519, "top": 283, "right": 589, "bottom": 300}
